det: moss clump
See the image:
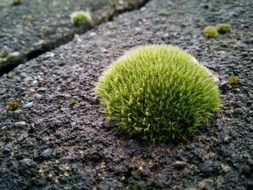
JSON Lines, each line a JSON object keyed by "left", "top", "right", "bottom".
{"left": 96, "top": 45, "right": 220, "bottom": 142}
{"left": 203, "top": 26, "right": 219, "bottom": 38}
{"left": 5, "top": 100, "right": 20, "bottom": 111}
{"left": 216, "top": 23, "right": 232, "bottom": 34}
{"left": 70, "top": 11, "right": 92, "bottom": 27}
{"left": 228, "top": 75, "right": 239, "bottom": 85}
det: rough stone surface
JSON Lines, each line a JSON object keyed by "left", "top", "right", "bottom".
{"left": 0, "top": 0, "right": 253, "bottom": 189}
{"left": 0, "top": 0, "right": 148, "bottom": 74}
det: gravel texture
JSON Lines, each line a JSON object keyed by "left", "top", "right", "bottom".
{"left": 0, "top": 0, "right": 253, "bottom": 189}
{"left": 0, "top": 0, "right": 148, "bottom": 74}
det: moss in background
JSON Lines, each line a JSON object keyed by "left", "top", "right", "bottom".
{"left": 216, "top": 23, "right": 232, "bottom": 34}
{"left": 70, "top": 11, "right": 92, "bottom": 27}
{"left": 203, "top": 26, "right": 219, "bottom": 38}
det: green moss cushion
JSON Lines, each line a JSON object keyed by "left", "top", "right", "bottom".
{"left": 96, "top": 45, "right": 220, "bottom": 142}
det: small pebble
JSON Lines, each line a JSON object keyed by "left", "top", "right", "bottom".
{"left": 89, "top": 32, "right": 96, "bottom": 36}
{"left": 34, "top": 93, "right": 43, "bottom": 99}
{"left": 24, "top": 76, "right": 33, "bottom": 81}
{"left": 32, "top": 80, "right": 38, "bottom": 85}
{"left": 173, "top": 161, "right": 187, "bottom": 169}
{"left": 23, "top": 102, "right": 33, "bottom": 109}
{"left": 15, "top": 121, "right": 27, "bottom": 127}
{"left": 38, "top": 87, "right": 47, "bottom": 93}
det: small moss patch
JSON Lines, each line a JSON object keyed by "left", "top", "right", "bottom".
{"left": 228, "top": 75, "right": 240, "bottom": 85}
{"left": 203, "top": 26, "right": 219, "bottom": 38}
{"left": 5, "top": 100, "right": 20, "bottom": 111}
{"left": 216, "top": 23, "right": 232, "bottom": 34}
{"left": 70, "top": 11, "right": 92, "bottom": 27}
